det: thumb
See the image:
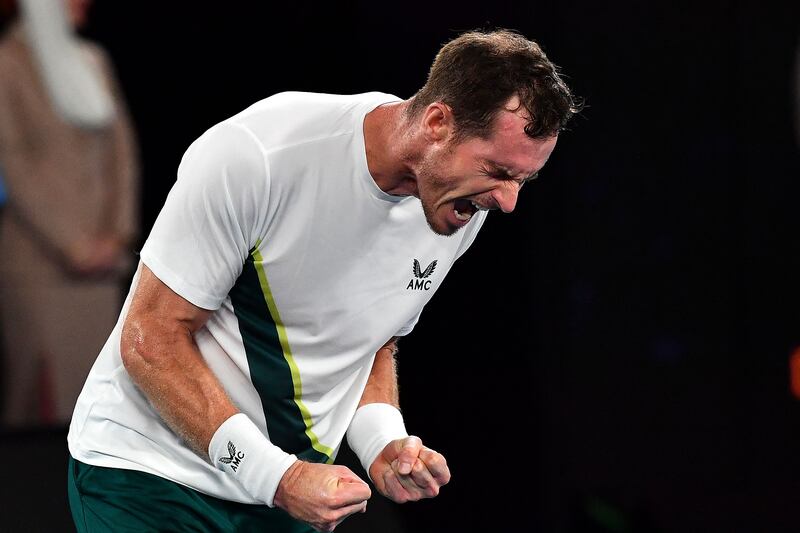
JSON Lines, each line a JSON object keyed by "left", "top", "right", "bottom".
{"left": 395, "top": 435, "right": 422, "bottom": 475}
{"left": 337, "top": 475, "right": 373, "bottom": 502}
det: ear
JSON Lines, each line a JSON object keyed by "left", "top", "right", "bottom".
{"left": 420, "top": 102, "right": 454, "bottom": 143}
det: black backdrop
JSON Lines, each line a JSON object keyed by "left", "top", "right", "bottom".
{"left": 7, "top": 1, "right": 799, "bottom": 531}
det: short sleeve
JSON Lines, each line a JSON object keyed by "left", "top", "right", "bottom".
{"left": 140, "top": 122, "right": 270, "bottom": 310}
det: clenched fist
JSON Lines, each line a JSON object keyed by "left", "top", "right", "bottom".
{"left": 368, "top": 436, "right": 451, "bottom": 503}
{"left": 274, "top": 461, "right": 371, "bottom": 532}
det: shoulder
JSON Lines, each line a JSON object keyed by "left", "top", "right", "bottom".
{"left": 228, "top": 91, "right": 400, "bottom": 152}
{"left": 179, "top": 121, "right": 267, "bottom": 180}
{"left": 241, "top": 91, "right": 395, "bottom": 116}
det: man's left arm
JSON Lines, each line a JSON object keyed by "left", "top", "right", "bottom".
{"left": 347, "top": 338, "right": 451, "bottom": 503}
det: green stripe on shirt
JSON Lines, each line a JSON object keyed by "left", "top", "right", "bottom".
{"left": 229, "top": 245, "right": 333, "bottom": 463}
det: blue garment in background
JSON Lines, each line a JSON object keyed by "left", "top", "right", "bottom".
{"left": 0, "top": 167, "right": 6, "bottom": 206}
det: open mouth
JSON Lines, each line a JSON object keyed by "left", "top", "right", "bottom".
{"left": 453, "top": 199, "right": 486, "bottom": 222}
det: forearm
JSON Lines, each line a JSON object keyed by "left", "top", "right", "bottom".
{"left": 348, "top": 338, "right": 409, "bottom": 478}
{"left": 358, "top": 337, "right": 400, "bottom": 408}
{"left": 350, "top": 340, "right": 450, "bottom": 502}
{"left": 121, "top": 320, "right": 238, "bottom": 457}
{"left": 120, "top": 265, "right": 236, "bottom": 457}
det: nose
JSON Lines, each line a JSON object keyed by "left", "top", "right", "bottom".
{"left": 493, "top": 183, "right": 520, "bottom": 213}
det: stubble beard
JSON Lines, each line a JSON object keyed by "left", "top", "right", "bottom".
{"left": 416, "top": 158, "right": 458, "bottom": 237}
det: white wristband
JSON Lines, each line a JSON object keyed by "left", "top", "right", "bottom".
{"left": 346, "top": 403, "right": 408, "bottom": 480}
{"left": 208, "top": 413, "right": 297, "bottom": 507}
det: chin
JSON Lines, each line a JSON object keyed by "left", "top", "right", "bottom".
{"left": 424, "top": 216, "right": 460, "bottom": 237}
{"left": 419, "top": 194, "right": 460, "bottom": 236}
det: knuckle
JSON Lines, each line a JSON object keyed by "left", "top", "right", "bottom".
{"left": 405, "top": 435, "right": 422, "bottom": 448}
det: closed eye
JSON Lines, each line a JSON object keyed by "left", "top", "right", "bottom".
{"left": 480, "top": 164, "right": 515, "bottom": 182}
{"left": 481, "top": 162, "right": 539, "bottom": 187}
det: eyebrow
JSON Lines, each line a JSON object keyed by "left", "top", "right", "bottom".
{"left": 485, "top": 160, "right": 540, "bottom": 183}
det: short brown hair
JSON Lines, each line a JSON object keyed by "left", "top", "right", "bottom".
{"left": 407, "top": 29, "right": 582, "bottom": 140}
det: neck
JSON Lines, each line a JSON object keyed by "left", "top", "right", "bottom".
{"left": 363, "top": 101, "right": 421, "bottom": 197}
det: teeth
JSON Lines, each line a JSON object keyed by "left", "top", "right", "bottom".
{"left": 471, "top": 201, "right": 487, "bottom": 211}
{"left": 454, "top": 209, "right": 472, "bottom": 221}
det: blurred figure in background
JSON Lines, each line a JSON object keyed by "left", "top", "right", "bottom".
{"left": 0, "top": 0, "right": 139, "bottom": 427}
{"left": 0, "top": 166, "right": 6, "bottom": 219}
{"left": 0, "top": 168, "right": 5, "bottom": 204}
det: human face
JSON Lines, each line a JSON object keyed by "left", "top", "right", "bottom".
{"left": 415, "top": 104, "right": 558, "bottom": 236}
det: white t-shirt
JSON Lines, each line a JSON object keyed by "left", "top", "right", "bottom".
{"left": 68, "top": 92, "right": 488, "bottom": 503}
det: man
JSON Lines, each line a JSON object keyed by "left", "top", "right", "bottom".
{"left": 68, "top": 29, "right": 580, "bottom": 532}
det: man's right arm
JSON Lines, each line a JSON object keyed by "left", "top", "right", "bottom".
{"left": 120, "top": 263, "right": 234, "bottom": 454}
{"left": 120, "top": 264, "right": 371, "bottom": 532}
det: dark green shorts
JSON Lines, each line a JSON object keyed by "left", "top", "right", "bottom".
{"left": 67, "top": 456, "right": 313, "bottom": 532}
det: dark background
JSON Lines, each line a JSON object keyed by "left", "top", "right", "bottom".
{"left": 2, "top": 1, "right": 799, "bottom": 532}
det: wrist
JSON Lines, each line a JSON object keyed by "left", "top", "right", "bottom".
{"left": 346, "top": 403, "right": 408, "bottom": 480}
{"left": 208, "top": 413, "right": 297, "bottom": 507}
{"left": 272, "top": 458, "right": 304, "bottom": 511}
